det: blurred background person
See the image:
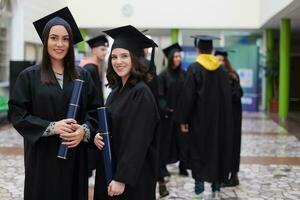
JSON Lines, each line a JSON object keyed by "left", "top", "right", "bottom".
{"left": 80, "top": 34, "right": 109, "bottom": 180}
{"left": 215, "top": 49, "right": 243, "bottom": 187}
{"left": 157, "top": 43, "right": 189, "bottom": 197}
{"left": 174, "top": 35, "right": 233, "bottom": 199}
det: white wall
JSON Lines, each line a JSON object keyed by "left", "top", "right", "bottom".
{"left": 66, "top": 0, "right": 261, "bottom": 29}
{"left": 260, "top": 0, "right": 293, "bottom": 27}
{"left": 23, "top": 0, "right": 67, "bottom": 43}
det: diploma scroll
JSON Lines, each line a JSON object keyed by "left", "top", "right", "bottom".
{"left": 57, "top": 79, "right": 84, "bottom": 159}
{"left": 97, "top": 107, "right": 114, "bottom": 185}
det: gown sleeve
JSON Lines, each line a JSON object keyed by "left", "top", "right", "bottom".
{"left": 82, "top": 71, "right": 101, "bottom": 143}
{"left": 8, "top": 71, "right": 51, "bottom": 144}
{"left": 83, "top": 64, "right": 104, "bottom": 105}
{"left": 173, "top": 66, "right": 197, "bottom": 124}
{"left": 113, "top": 88, "right": 158, "bottom": 186}
{"left": 157, "top": 72, "right": 170, "bottom": 117}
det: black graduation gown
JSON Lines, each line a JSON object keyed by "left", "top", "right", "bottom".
{"left": 94, "top": 81, "right": 160, "bottom": 200}
{"left": 83, "top": 63, "right": 104, "bottom": 105}
{"left": 82, "top": 63, "right": 105, "bottom": 174}
{"left": 8, "top": 65, "right": 99, "bottom": 200}
{"left": 140, "top": 58, "right": 159, "bottom": 104}
{"left": 174, "top": 62, "right": 233, "bottom": 183}
{"left": 158, "top": 68, "right": 186, "bottom": 164}
{"left": 230, "top": 72, "right": 243, "bottom": 173}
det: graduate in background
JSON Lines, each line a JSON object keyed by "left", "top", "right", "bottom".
{"left": 139, "top": 43, "right": 159, "bottom": 104}
{"left": 215, "top": 49, "right": 243, "bottom": 187}
{"left": 157, "top": 43, "right": 188, "bottom": 197}
{"left": 93, "top": 25, "right": 160, "bottom": 200}
{"left": 174, "top": 35, "right": 233, "bottom": 199}
{"left": 80, "top": 34, "right": 109, "bottom": 178}
{"left": 80, "top": 34, "right": 109, "bottom": 105}
{"left": 8, "top": 7, "right": 99, "bottom": 200}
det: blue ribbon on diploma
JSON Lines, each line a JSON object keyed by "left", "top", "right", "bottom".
{"left": 57, "top": 79, "right": 84, "bottom": 159}
{"left": 97, "top": 107, "right": 114, "bottom": 186}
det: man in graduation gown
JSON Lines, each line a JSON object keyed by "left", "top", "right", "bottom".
{"left": 80, "top": 35, "right": 109, "bottom": 179}
{"left": 174, "top": 35, "right": 233, "bottom": 197}
{"left": 80, "top": 34, "right": 109, "bottom": 105}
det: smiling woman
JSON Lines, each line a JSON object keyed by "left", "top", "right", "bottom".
{"left": 93, "top": 25, "right": 160, "bottom": 200}
{"left": 8, "top": 7, "right": 100, "bottom": 200}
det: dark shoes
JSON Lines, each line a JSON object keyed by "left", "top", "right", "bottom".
{"left": 223, "top": 173, "right": 239, "bottom": 187}
{"left": 179, "top": 168, "right": 189, "bottom": 176}
{"left": 159, "top": 184, "right": 170, "bottom": 198}
{"left": 162, "top": 166, "right": 171, "bottom": 177}
{"left": 179, "top": 162, "right": 189, "bottom": 176}
{"left": 88, "top": 170, "right": 93, "bottom": 178}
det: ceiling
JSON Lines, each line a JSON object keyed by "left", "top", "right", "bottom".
{"left": 262, "top": 0, "right": 300, "bottom": 31}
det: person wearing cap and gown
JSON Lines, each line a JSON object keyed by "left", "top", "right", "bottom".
{"left": 139, "top": 42, "right": 159, "bottom": 105}
{"left": 174, "top": 35, "right": 233, "bottom": 197}
{"left": 8, "top": 7, "right": 99, "bottom": 200}
{"left": 80, "top": 34, "right": 109, "bottom": 105}
{"left": 79, "top": 35, "right": 109, "bottom": 179}
{"left": 157, "top": 43, "right": 188, "bottom": 197}
{"left": 215, "top": 49, "right": 243, "bottom": 187}
{"left": 93, "top": 25, "right": 160, "bottom": 200}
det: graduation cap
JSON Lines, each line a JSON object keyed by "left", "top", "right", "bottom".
{"left": 104, "top": 25, "right": 158, "bottom": 68}
{"left": 214, "top": 48, "right": 236, "bottom": 57}
{"left": 33, "top": 7, "right": 83, "bottom": 45}
{"left": 191, "top": 35, "right": 220, "bottom": 51}
{"left": 104, "top": 25, "right": 157, "bottom": 56}
{"left": 162, "top": 43, "right": 182, "bottom": 58}
{"left": 86, "top": 35, "right": 109, "bottom": 48}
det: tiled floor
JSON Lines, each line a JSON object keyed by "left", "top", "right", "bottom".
{"left": 1, "top": 112, "right": 300, "bottom": 200}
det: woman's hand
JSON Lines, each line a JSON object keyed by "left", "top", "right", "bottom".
{"left": 54, "top": 119, "right": 77, "bottom": 135}
{"left": 107, "top": 180, "right": 125, "bottom": 197}
{"left": 94, "top": 133, "right": 105, "bottom": 150}
{"left": 180, "top": 123, "right": 189, "bottom": 133}
{"left": 60, "top": 123, "right": 85, "bottom": 148}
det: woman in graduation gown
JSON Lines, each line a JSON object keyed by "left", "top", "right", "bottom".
{"left": 93, "top": 25, "right": 160, "bottom": 200}
{"left": 215, "top": 50, "right": 243, "bottom": 187}
{"left": 158, "top": 43, "right": 188, "bottom": 172}
{"left": 8, "top": 7, "right": 99, "bottom": 200}
{"left": 157, "top": 43, "right": 187, "bottom": 197}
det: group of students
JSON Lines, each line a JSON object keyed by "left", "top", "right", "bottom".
{"left": 8, "top": 6, "right": 243, "bottom": 200}
{"left": 156, "top": 37, "right": 243, "bottom": 199}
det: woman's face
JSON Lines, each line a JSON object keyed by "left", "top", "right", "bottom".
{"left": 172, "top": 51, "right": 182, "bottom": 69}
{"left": 111, "top": 48, "right": 132, "bottom": 80}
{"left": 47, "top": 25, "right": 70, "bottom": 61}
{"left": 216, "top": 55, "right": 225, "bottom": 65}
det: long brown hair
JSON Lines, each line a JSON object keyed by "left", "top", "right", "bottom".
{"left": 41, "top": 24, "right": 78, "bottom": 84}
{"left": 106, "top": 51, "right": 151, "bottom": 88}
{"left": 223, "top": 56, "right": 238, "bottom": 80}
{"left": 167, "top": 49, "right": 182, "bottom": 70}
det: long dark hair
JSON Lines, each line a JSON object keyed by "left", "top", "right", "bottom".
{"left": 41, "top": 24, "right": 78, "bottom": 84}
{"left": 106, "top": 51, "right": 151, "bottom": 88}
{"left": 223, "top": 56, "right": 238, "bottom": 80}
{"left": 167, "top": 49, "right": 182, "bottom": 71}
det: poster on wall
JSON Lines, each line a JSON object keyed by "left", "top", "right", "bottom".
{"left": 229, "top": 45, "right": 259, "bottom": 111}
{"left": 237, "top": 68, "right": 253, "bottom": 88}
{"left": 181, "top": 46, "right": 197, "bottom": 71}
